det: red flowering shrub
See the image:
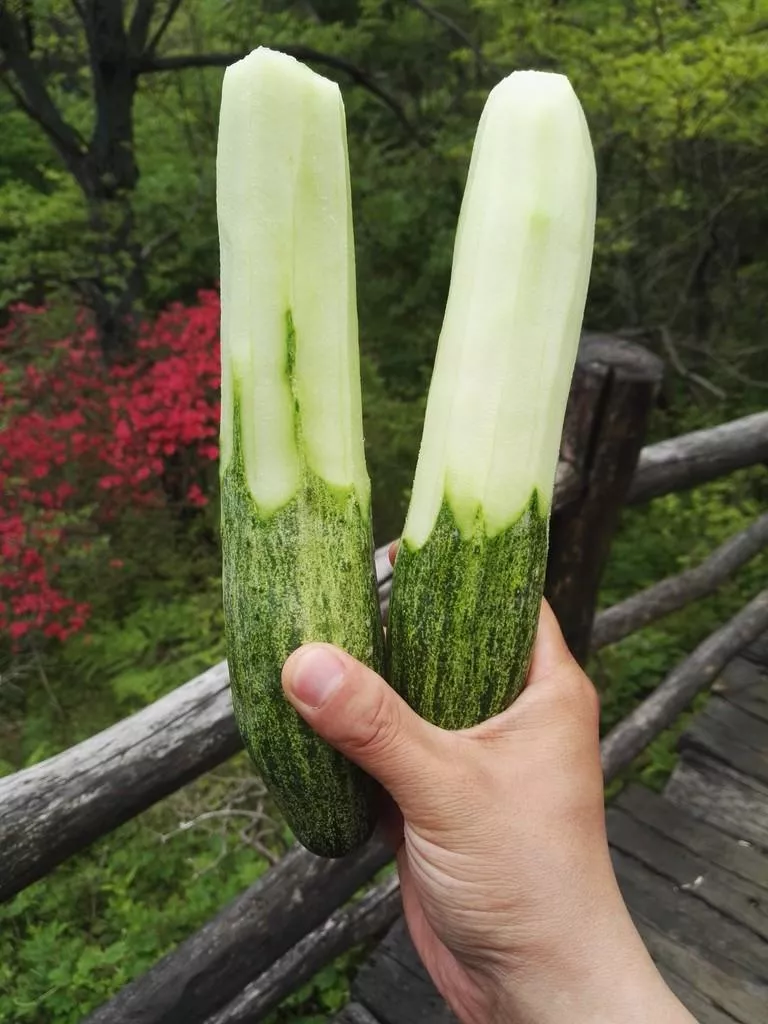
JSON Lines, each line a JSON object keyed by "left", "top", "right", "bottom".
{"left": 0, "top": 292, "right": 221, "bottom": 644}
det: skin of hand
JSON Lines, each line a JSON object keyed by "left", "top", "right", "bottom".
{"left": 282, "top": 576, "right": 696, "bottom": 1024}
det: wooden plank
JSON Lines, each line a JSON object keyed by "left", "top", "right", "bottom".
{"left": 83, "top": 840, "right": 391, "bottom": 1024}
{"left": 719, "top": 655, "right": 768, "bottom": 695}
{"left": 744, "top": 630, "right": 768, "bottom": 668}
{"left": 612, "top": 848, "right": 768, "bottom": 981}
{"left": 723, "top": 688, "right": 768, "bottom": 726}
{"left": 636, "top": 918, "right": 768, "bottom": 1024}
{"left": 681, "top": 705, "right": 768, "bottom": 787}
{"left": 334, "top": 1003, "right": 382, "bottom": 1024}
{"left": 607, "top": 807, "right": 768, "bottom": 941}
{"left": 657, "top": 967, "right": 743, "bottom": 1024}
{"left": 353, "top": 920, "right": 457, "bottom": 1024}
{"left": 718, "top": 658, "right": 768, "bottom": 724}
{"left": 616, "top": 785, "right": 768, "bottom": 891}
{"left": 665, "top": 752, "right": 768, "bottom": 851}
{"left": 704, "top": 696, "right": 768, "bottom": 752}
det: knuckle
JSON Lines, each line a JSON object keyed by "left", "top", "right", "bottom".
{"left": 553, "top": 665, "right": 599, "bottom": 719}
{"left": 576, "top": 672, "right": 601, "bottom": 723}
{"left": 346, "top": 684, "right": 400, "bottom": 757}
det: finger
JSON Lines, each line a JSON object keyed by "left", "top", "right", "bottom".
{"left": 388, "top": 540, "right": 399, "bottom": 566}
{"left": 377, "top": 793, "right": 404, "bottom": 851}
{"left": 466, "top": 599, "right": 594, "bottom": 742}
{"left": 526, "top": 598, "right": 576, "bottom": 685}
{"left": 282, "top": 642, "right": 447, "bottom": 816}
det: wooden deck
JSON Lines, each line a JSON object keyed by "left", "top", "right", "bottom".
{"left": 335, "top": 638, "right": 768, "bottom": 1024}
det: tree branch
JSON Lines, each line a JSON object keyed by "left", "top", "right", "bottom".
{"left": 592, "top": 512, "right": 768, "bottom": 650}
{"left": 144, "top": 0, "right": 183, "bottom": 56}
{"left": 69, "top": 0, "right": 88, "bottom": 23}
{"left": 657, "top": 325, "right": 725, "bottom": 399}
{"left": 0, "top": 6, "right": 89, "bottom": 184}
{"left": 406, "top": 0, "right": 488, "bottom": 70}
{"left": 128, "top": 0, "right": 158, "bottom": 53}
{"left": 134, "top": 48, "right": 421, "bottom": 140}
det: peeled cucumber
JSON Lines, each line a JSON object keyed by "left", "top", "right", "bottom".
{"left": 217, "top": 48, "right": 384, "bottom": 857}
{"left": 388, "top": 71, "right": 597, "bottom": 728}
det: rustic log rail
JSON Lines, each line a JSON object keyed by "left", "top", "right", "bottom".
{"left": 2, "top": 336, "right": 767, "bottom": 1024}
{"left": 205, "top": 875, "right": 401, "bottom": 1024}
{"left": 6, "top": 361, "right": 767, "bottom": 905}
{"left": 626, "top": 410, "right": 768, "bottom": 504}
{"left": 2, "top": 413, "right": 765, "bottom": 904}
{"left": 82, "top": 840, "right": 392, "bottom": 1024}
{"left": 600, "top": 590, "right": 768, "bottom": 780}
{"left": 592, "top": 512, "right": 768, "bottom": 650}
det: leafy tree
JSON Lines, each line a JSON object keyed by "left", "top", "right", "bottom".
{"left": 0, "top": 0, "right": 417, "bottom": 360}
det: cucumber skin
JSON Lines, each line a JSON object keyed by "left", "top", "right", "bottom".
{"left": 388, "top": 494, "right": 548, "bottom": 730}
{"left": 221, "top": 398, "right": 385, "bottom": 859}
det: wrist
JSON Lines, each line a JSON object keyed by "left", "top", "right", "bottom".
{"left": 491, "top": 963, "right": 694, "bottom": 1024}
{"left": 485, "top": 909, "right": 696, "bottom": 1024}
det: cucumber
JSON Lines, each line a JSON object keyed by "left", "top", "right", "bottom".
{"left": 217, "top": 49, "right": 384, "bottom": 857}
{"left": 389, "top": 71, "right": 596, "bottom": 728}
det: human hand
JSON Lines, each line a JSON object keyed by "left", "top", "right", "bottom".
{"left": 281, "top": 574, "right": 695, "bottom": 1024}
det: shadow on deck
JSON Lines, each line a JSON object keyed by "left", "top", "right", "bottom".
{"left": 336, "top": 638, "right": 768, "bottom": 1024}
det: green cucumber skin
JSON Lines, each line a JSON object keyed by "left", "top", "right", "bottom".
{"left": 221, "top": 401, "right": 384, "bottom": 859}
{"left": 388, "top": 494, "right": 548, "bottom": 730}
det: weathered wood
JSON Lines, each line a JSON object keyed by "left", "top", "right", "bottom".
{"left": 627, "top": 410, "right": 768, "bottom": 505}
{"left": 334, "top": 1004, "right": 382, "bottom": 1024}
{"left": 612, "top": 847, "right": 768, "bottom": 980}
{"left": 4, "top": 402, "right": 764, "bottom": 902}
{"left": 743, "top": 630, "right": 768, "bottom": 667}
{"left": 353, "top": 919, "right": 458, "bottom": 1024}
{"left": 0, "top": 659, "right": 239, "bottom": 904}
{"left": 682, "top": 701, "right": 768, "bottom": 787}
{"left": 637, "top": 917, "right": 768, "bottom": 1024}
{"left": 546, "top": 335, "right": 664, "bottom": 662}
{"left": 718, "top": 656, "right": 768, "bottom": 724}
{"left": 665, "top": 752, "right": 768, "bottom": 850}
{"left": 592, "top": 513, "right": 768, "bottom": 649}
{"left": 607, "top": 807, "right": 768, "bottom": 941}
{"left": 656, "top": 968, "right": 744, "bottom": 1024}
{"left": 83, "top": 839, "right": 391, "bottom": 1024}
{"left": 205, "top": 875, "right": 400, "bottom": 1024}
{"left": 334, "top": 1005, "right": 382, "bottom": 1024}
{"left": 705, "top": 695, "right": 768, "bottom": 752}
{"left": 0, "top": 546, "right": 393, "bottom": 903}
{"left": 616, "top": 785, "right": 768, "bottom": 891}
{"left": 600, "top": 590, "right": 768, "bottom": 782}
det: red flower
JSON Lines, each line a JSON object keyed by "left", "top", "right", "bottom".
{"left": 1, "top": 292, "right": 221, "bottom": 645}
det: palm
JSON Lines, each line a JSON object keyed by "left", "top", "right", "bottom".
{"left": 397, "top": 842, "right": 487, "bottom": 1024}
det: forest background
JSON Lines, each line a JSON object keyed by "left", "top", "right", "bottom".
{"left": 1, "top": 1, "right": 767, "bottom": 1021}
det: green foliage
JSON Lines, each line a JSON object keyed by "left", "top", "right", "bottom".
{"left": 2, "top": 1, "right": 768, "bottom": 1020}
{"left": 0, "top": 763, "right": 275, "bottom": 1024}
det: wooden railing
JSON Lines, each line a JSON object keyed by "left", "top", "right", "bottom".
{"left": 1, "top": 335, "right": 767, "bottom": 1024}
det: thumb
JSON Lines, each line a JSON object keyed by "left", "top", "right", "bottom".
{"left": 282, "top": 642, "right": 446, "bottom": 816}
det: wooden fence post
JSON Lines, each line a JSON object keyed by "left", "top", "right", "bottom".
{"left": 545, "top": 334, "right": 664, "bottom": 663}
